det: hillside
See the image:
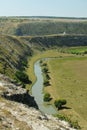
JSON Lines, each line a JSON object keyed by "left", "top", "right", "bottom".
{"left": 19, "top": 34, "right": 87, "bottom": 52}
{"left": 15, "top": 21, "right": 87, "bottom": 36}
{"left": 0, "top": 34, "right": 32, "bottom": 78}
{"left": 0, "top": 17, "right": 87, "bottom": 36}
{"left": 0, "top": 73, "right": 76, "bottom": 130}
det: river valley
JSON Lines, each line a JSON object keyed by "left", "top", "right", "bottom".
{"left": 32, "top": 60, "right": 57, "bottom": 115}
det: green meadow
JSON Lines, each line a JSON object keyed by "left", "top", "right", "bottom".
{"left": 47, "top": 56, "right": 87, "bottom": 129}
{"left": 27, "top": 48, "right": 87, "bottom": 129}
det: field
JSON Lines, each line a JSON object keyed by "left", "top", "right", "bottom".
{"left": 27, "top": 48, "right": 87, "bottom": 130}
{"left": 59, "top": 46, "right": 87, "bottom": 54}
{"left": 46, "top": 56, "right": 87, "bottom": 129}
{"left": 26, "top": 49, "right": 74, "bottom": 89}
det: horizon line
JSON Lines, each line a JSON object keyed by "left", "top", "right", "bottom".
{"left": 0, "top": 16, "right": 87, "bottom": 19}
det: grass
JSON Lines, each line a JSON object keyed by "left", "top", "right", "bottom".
{"left": 58, "top": 46, "right": 87, "bottom": 55}
{"left": 26, "top": 48, "right": 87, "bottom": 129}
{"left": 55, "top": 114, "right": 81, "bottom": 129}
{"left": 26, "top": 49, "right": 74, "bottom": 90}
{"left": 46, "top": 56, "right": 87, "bottom": 130}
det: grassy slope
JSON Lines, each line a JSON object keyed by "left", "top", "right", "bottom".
{"left": 28, "top": 34, "right": 87, "bottom": 47}
{"left": 0, "top": 35, "right": 31, "bottom": 78}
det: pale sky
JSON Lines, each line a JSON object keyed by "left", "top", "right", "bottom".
{"left": 0, "top": 0, "right": 87, "bottom": 17}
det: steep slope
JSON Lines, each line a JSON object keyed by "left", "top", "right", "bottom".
{"left": 0, "top": 35, "right": 32, "bottom": 78}
{"left": 15, "top": 21, "right": 87, "bottom": 36}
{"left": 0, "top": 17, "right": 87, "bottom": 36}
{"left": 20, "top": 34, "right": 87, "bottom": 50}
{"left": 0, "top": 74, "right": 76, "bottom": 130}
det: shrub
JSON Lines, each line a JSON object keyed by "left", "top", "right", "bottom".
{"left": 43, "top": 67, "right": 48, "bottom": 73}
{"left": 54, "top": 99, "right": 67, "bottom": 110}
{"left": 46, "top": 74, "right": 50, "bottom": 80}
{"left": 40, "top": 60, "right": 43, "bottom": 64}
{"left": 44, "top": 93, "right": 51, "bottom": 102}
{"left": 84, "top": 51, "right": 87, "bottom": 54}
{"left": 22, "top": 60, "right": 28, "bottom": 68}
{"left": 43, "top": 80, "right": 50, "bottom": 86}
{"left": 55, "top": 114, "right": 81, "bottom": 129}
{"left": 42, "top": 63, "right": 47, "bottom": 66}
{"left": 15, "top": 71, "right": 32, "bottom": 84}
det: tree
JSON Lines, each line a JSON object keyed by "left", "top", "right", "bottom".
{"left": 44, "top": 93, "right": 51, "bottom": 102}
{"left": 43, "top": 67, "right": 48, "bottom": 73}
{"left": 54, "top": 99, "right": 67, "bottom": 110}
{"left": 15, "top": 71, "right": 32, "bottom": 84}
{"left": 43, "top": 80, "right": 50, "bottom": 86}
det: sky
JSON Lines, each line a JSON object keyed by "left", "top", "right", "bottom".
{"left": 0, "top": 0, "right": 87, "bottom": 17}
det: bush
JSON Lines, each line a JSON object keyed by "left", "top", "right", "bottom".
{"left": 43, "top": 80, "right": 50, "bottom": 86}
{"left": 54, "top": 99, "right": 67, "bottom": 110}
{"left": 84, "top": 51, "right": 87, "bottom": 54}
{"left": 55, "top": 114, "right": 81, "bottom": 129}
{"left": 22, "top": 60, "right": 28, "bottom": 68}
{"left": 15, "top": 71, "right": 32, "bottom": 84}
{"left": 42, "top": 63, "right": 47, "bottom": 66}
{"left": 44, "top": 93, "right": 51, "bottom": 102}
{"left": 40, "top": 60, "right": 43, "bottom": 64}
{"left": 46, "top": 74, "right": 50, "bottom": 80}
{"left": 43, "top": 67, "right": 48, "bottom": 73}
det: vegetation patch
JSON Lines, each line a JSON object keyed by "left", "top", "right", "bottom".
{"left": 0, "top": 34, "right": 32, "bottom": 79}
{"left": 55, "top": 114, "right": 81, "bottom": 129}
{"left": 58, "top": 46, "right": 87, "bottom": 55}
{"left": 43, "top": 93, "right": 52, "bottom": 102}
{"left": 54, "top": 99, "right": 67, "bottom": 110}
{"left": 40, "top": 60, "right": 51, "bottom": 87}
{"left": 15, "top": 71, "right": 32, "bottom": 87}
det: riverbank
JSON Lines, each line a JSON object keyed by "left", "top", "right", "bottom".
{"left": 26, "top": 49, "right": 87, "bottom": 129}
{"left": 26, "top": 49, "right": 74, "bottom": 90}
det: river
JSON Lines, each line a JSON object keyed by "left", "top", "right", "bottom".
{"left": 32, "top": 60, "right": 57, "bottom": 115}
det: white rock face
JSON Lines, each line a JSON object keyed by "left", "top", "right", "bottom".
{"left": 0, "top": 74, "right": 76, "bottom": 130}
{"left": 0, "top": 101, "right": 76, "bottom": 130}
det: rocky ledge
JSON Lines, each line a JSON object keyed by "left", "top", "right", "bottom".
{"left": 0, "top": 74, "right": 76, "bottom": 130}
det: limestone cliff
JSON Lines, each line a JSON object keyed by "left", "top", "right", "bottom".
{"left": 0, "top": 74, "right": 76, "bottom": 130}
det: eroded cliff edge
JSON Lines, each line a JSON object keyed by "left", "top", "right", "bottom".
{"left": 0, "top": 74, "right": 76, "bottom": 130}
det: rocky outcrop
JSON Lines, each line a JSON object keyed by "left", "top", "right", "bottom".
{"left": 0, "top": 100, "right": 76, "bottom": 130}
{"left": 0, "top": 74, "right": 38, "bottom": 109}
{"left": 0, "top": 74, "right": 76, "bottom": 130}
{"left": 3, "top": 91, "right": 38, "bottom": 109}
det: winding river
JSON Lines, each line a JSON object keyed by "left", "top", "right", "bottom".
{"left": 32, "top": 60, "right": 57, "bottom": 115}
